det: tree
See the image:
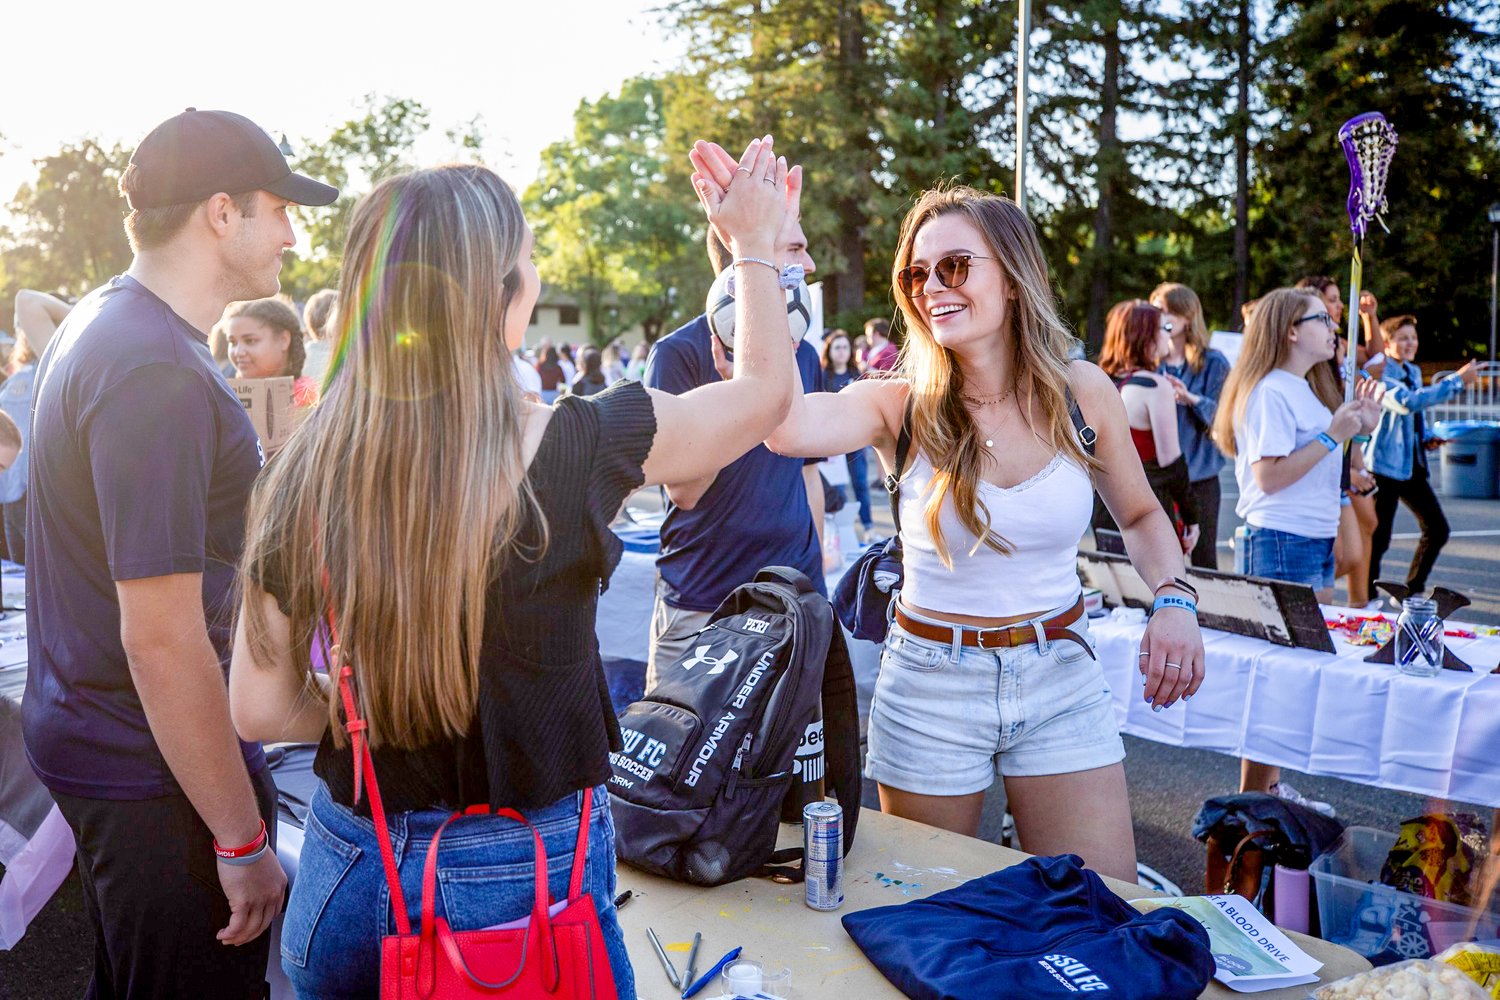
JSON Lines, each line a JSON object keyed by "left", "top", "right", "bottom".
{"left": 1, "top": 139, "right": 132, "bottom": 307}
{"left": 662, "top": 0, "right": 899, "bottom": 328}
{"left": 278, "top": 95, "right": 433, "bottom": 298}
{"left": 524, "top": 76, "right": 706, "bottom": 345}
{"left": 1030, "top": 1, "right": 1196, "bottom": 348}
{"left": 1254, "top": 0, "right": 1500, "bottom": 357}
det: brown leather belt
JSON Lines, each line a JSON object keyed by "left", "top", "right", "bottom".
{"left": 893, "top": 596, "right": 1093, "bottom": 659}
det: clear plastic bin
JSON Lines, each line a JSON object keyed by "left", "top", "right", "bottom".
{"left": 1310, "top": 826, "right": 1500, "bottom": 964}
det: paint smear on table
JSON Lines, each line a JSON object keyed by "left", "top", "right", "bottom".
{"left": 666, "top": 941, "right": 692, "bottom": 952}
{"left": 891, "top": 861, "right": 964, "bottom": 883}
{"left": 872, "top": 871, "right": 923, "bottom": 895}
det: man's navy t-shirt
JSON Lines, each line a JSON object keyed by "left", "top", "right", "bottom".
{"left": 24, "top": 275, "right": 267, "bottom": 800}
{"left": 645, "top": 315, "right": 825, "bottom": 611}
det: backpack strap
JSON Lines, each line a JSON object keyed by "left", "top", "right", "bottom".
{"left": 753, "top": 565, "right": 819, "bottom": 596}
{"left": 757, "top": 615, "right": 863, "bottom": 882}
{"left": 883, "top": 395, "right": 914, "bottom": 537}
{"left": 1066, "top": 385, "right": 1097, "bottom": 456}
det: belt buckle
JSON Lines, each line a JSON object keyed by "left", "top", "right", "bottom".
{"left": 973, "top": 626, "right": 1014, "bottom": 650}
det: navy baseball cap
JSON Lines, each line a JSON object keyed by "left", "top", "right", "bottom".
{"left": 123, "top": 108, "right": 339, "bottom": 210}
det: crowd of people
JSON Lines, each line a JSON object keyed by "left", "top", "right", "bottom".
{"left": 7, "top": 105, "right": 1484, "bottom": 1000}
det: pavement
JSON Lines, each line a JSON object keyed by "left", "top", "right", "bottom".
{"left": 3, "top": 462, "right": 1496, "bottom": 997}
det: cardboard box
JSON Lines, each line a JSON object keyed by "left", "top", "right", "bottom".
{"left": 228, "top": 376, "right": 297, "bottom": 452}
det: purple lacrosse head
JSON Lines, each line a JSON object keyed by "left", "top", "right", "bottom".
{"left": 1339, "top": 112, "right": 1398, "bottom": 240}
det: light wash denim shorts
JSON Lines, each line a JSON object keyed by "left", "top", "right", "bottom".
{"left": 282, "top": 781, "right": 633, "bottom": 1000}
{"left": 865, "top": 603, "right": 1125, "bottom": 796}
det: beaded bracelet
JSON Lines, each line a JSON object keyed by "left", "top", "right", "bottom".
{"left": 1151, "top": 594, "right": 1197, "bottom": 617}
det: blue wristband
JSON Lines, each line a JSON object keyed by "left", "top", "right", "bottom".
{"left": 1151, "top": 594, "right": 1197, "bottom": 616}
{"left": 1315, "top": 432, "right": 1339, "bottom": 452}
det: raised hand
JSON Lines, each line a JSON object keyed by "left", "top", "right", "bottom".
{"left": 689, "top": 136, "right": 798, "bottom": 257}
{"left": 1353, "top": 375, "right": 1385, "bottom": 432}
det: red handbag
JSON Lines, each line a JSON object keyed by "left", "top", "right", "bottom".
{"left": 333, "top": 662, "right": 619, "bottom": 999}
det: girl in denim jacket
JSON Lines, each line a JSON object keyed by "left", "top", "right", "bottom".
{"left": 1362, "top": 315, "right": 1477, "bottom": 597}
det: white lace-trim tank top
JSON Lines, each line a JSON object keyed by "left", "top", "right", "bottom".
{"left": 898, "top": 450, "right": 1094, "bottom": 617}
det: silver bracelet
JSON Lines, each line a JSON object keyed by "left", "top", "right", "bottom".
{"left": 731, "top": 256, "right": 778, "bottom": 274}
{"left": 217, "top": 840, "right": 270, "bottom": 866}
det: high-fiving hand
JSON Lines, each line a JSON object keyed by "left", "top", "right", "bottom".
{"left": 688, "top": 136, "right": 801, "bottom": 256}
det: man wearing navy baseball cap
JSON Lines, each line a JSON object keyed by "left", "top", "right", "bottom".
{"left": 23, "top": 108, "right": 336, "bottom": 998}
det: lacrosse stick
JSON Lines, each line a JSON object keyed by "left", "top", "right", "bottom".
{"left": 1338, "top": 112, "right": 1398, "bottom": 401}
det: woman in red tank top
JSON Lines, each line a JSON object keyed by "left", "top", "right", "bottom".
{"left": 1095, "top": 300, "right": 1199, "bottom": 554}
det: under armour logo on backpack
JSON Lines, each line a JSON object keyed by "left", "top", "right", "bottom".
{"left": 682, "top": 644, "right": 739, "bottom": 675}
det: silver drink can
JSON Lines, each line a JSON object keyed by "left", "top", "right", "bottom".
{"left": 803, "top": 801, "right": 844, "bottom": 910}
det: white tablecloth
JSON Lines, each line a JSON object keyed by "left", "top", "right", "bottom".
{"left": 1091, "top": 608, "right": 1500, "bottom": 807}
{"left": 0, "top": 568, "right": 78, "bottom": 951}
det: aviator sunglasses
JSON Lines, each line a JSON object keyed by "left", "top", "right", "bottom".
{"left": 897, "top": 254, "right": 996, "bottom": 299}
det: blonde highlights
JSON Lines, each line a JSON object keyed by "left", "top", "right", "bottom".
{"left": 238, "top": 165, "right": 544, "bottom": 750}
{"left": 1150, "top": 282, "right": 1210, "bottom": 373}
{"left": 892, "top": 186, "right": 1099, "bottom": 568}
{"left": 1213, "top": 288, "right": 1337, "bottom": 458}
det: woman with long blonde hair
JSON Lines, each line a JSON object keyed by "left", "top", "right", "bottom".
{"left": 229, "top": 140, "right": 799, "bottom": 996}
{"left": 1212, "top": 287, "right": 1381, "bottom": 804}
{"left": 1151, "top": 282, "right": 1231, "bottom": 569}
{"left": 727, "top": 183, "right": 1205, "bottom": 880}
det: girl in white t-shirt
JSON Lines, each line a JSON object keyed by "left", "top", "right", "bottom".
{"left": 1212, "top": 287, "right": 1381, "bottom": 799}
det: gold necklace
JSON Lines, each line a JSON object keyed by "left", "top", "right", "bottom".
{"left": 961, "top": 388, "right": 1013, "bottom": 447}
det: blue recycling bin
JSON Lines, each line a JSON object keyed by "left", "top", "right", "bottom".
{"left": 1434, "top": 421, "right": 1500, "bottom": 499}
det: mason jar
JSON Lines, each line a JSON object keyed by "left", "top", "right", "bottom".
{"left": 1395, "top": 596, "right": 1443, "bottom": 677}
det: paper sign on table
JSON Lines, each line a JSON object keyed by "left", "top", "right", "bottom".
{"left": 1135, "top": 894, "right": 1323, "bottom": 993}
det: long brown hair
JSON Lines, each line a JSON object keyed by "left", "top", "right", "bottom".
{"left": 892, "top": 186, "right": 1099, "bottom": 567}
{"left": 1096, "top": 300, "right": 1161, "bottom": 377}
{"left": 1213, "top": 288, "right": 1339, "bottom": 457}
{"left": 238, "top": 164, "right": 544, "bottom": 749}
{"left": 1150, "top": 282, "right": 1210, "bottom": 373}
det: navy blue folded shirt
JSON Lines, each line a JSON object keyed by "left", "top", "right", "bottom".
{"left": 842, "top": 854, "right": 1214, "bottom": 1000}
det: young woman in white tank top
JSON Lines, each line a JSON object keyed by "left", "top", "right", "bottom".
{"left": 749, "top": 186, "right": 1206, "bottom": 881}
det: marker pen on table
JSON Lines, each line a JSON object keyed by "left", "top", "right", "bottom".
{"left": 681, "top": 946, "right": 742, "bottom": 999}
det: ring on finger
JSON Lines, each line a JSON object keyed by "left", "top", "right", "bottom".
{"left": 1138, "top": 651, "right": 1150, "bottom": 659}
{"left": 763, "top": 177, "right": 777, "bottom": 185}
{"left": 1164, "top": 662, "right": 1181, "bottom": 671}
{"left": 736, "top": 167, "right": 752, "bottom": 175}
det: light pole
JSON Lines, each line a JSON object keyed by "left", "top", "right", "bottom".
{"left": 1489, "top": 202, "right": 1500, "bottom": 364}
{"left": 1015, "top": 0, "right": 1032, "bottom": 214}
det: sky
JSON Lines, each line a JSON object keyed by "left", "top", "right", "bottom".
{"left": 1, "top": 0, "right": 685, "bottom": 207}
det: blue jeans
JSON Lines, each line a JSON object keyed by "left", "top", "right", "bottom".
{"left": 846, "top": 449, "right": 873, "bottom": 529}
{"left": 1246, "top": 525, "right": 1335, "bottom": 591}
{"left": 282, "top": 782, "right": 634, "bottom": 999}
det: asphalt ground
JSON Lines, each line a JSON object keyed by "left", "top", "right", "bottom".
{"left": 3, "top": 463, "right": 1496, "bottom": 996}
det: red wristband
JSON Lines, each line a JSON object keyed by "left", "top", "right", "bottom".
{"left": 214, "top": 819, "right": 267, "bottom": 859}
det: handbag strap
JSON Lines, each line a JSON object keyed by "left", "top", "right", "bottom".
{"left": 418, "top": 804, "right": 560, "bottom": 994}
{"left": 334, "top": 662, "right": 413, "bottom": 937}
{"left": 883, "top": 396, "right": 914, "bottom": 536}
{"left": 1224, "top": 829, "right": 1280, "bottom": 893}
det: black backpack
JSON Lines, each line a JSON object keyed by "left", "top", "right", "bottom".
{"left": 608, "top": 567, "right": 861, "bottom": 886}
